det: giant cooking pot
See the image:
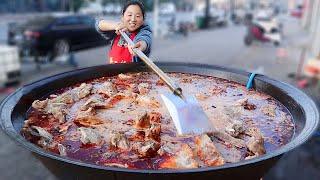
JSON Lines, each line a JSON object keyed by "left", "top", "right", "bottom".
{"left": 0, "top": 63, "right": 319, "bottom": 180}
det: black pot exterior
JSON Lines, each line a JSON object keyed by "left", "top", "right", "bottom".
{"left": 1, "top": 63, "right": 318, "bottom": 180}
{"left": 35, "top": 153, "right": 281, "bottom": 180}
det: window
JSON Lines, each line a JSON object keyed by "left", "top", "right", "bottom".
{"left": 55, "top": 16, "right": 80, "bottom": 26}
{"left": 79, "top": 16, "right": 94, "bottom": 26}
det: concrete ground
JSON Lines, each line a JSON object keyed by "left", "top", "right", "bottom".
{"left": 0, "top": 15, "right": 319, "bottom": 180}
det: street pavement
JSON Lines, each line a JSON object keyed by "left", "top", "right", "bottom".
{"left": 0, "top": 15, "right": 319, "bottom": 180}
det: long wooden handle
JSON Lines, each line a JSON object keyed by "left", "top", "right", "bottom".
{"left": 120, "top": 31, "right": 182, "bottom": 97}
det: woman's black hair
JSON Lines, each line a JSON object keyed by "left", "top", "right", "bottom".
{"left": 122, "top": 0, "right": 145, "bottom": 19}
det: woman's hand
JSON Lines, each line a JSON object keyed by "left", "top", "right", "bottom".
{"left": 115, "top": 22, "right": 128, "bottom": 35}
{"left": 128, "top": 41, "right": 147, "bottom": 55}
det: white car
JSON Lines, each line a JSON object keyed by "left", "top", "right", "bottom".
{"left": 0, "top": 45, "right": 21, "bottom": 87}
{"left": 79, "top": 2, "right": 103, "bottom": 15}
{"left": 210, "top": 7, "right": 227, "bottom": 26}
{"left": 195, "top": 6, "right": 227, "bottom": 26}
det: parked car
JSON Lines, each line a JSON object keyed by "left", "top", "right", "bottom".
{"left": 8, "top": 15, "right": 111, "bottom": 65}
{"left": 0, "top": 45, "right": 21, "bottom": 87}
{"left": 210, "top": 7, "right": 228, "bottom": 26}
{"left": 231, "top": 9, "right": 246, "bottom": 24}
{"left": 195, "top": 6, "right": 228, "bottom": 28}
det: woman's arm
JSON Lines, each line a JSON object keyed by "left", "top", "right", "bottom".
{"left": 96, "top": 19, "right": 127, "bottom": 34}
{"left": 133, "top": 24, "right": 152, "bottom": 55}
{"left": 97, "top": 20, "right": 122, "bottom": 32}
{"left": 98, "top": 20, "right": 117, "bottom": 31}
{"left": 96, "top": 19, "right": 125, "bottom": 42}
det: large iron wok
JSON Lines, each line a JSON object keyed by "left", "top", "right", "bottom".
{"left": 0, "top": 62, "right": 319, "bottom": 180}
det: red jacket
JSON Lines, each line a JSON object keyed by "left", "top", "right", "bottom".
{"left": 108, "top": 32, "right": 137, "bottom": 64}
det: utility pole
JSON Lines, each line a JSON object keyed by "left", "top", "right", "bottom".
{"left": 204, "top": 0, "right": 210, "bottom": 28}
{"left": 153, "top": 0, "right": 159, "bottom": 38}
{"left": 69, "top": 0, "right": 74, "bottom": 12}
{"left": 230, "top": 0, "right": 235, "bottom": 15}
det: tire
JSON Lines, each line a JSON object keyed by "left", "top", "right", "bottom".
{"left": 52, "top": 39, "right": 70, "bottom": 63}
{"left": 274, "top": 41, "right": 280, "bottom": 46}
{"left": 244, "top": 36, "right": 252, "bottom": 46}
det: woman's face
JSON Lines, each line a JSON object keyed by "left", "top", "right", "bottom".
{"left": 122, "top": 5, "right": 144, "bottom": 32}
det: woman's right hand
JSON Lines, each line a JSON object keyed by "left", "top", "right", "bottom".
{"left": 115, "top": 22, "right": 128, "bottom": 35}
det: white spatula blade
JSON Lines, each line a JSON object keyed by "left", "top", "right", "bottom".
{"left": 160, "top": 93, "right": 214, "bottom": 135}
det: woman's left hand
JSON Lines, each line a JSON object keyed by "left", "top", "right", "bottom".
{"left": 128, "top": 41, "right": 147, "bottom": 55}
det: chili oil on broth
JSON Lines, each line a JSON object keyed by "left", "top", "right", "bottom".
{"left": 22, "top": 72, "right": 295, "bottom": 170}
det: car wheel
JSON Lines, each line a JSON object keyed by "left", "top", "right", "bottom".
{"left": 274, "top": 41, "right": 280, "bottom": 46}
{"left": 53, "top": 39, "right": 70, "bottom": 62}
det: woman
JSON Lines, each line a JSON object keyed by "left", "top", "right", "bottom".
{"left": 96, "top": 0, "right": 152, "bottom": 64}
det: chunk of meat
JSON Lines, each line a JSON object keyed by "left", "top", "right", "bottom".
{"left": 225, "top": 120, "right": 245, "bottom": 137}
{"left": 76, "top": 107, "right": 96, "bottom": 119}
{"left": 195, "top": 134, "right": 225, "bottom": 166}
{"left": 97, "top": 81, "right": 118, "bottom": 97}
{"left": 48, "top": 102, "right": 66, "bottom": 116}
{"left": 128, "top": 130, "right": 145, "bottom": 141}
{"left": 46, "top": 102, "right": 68, "bottom": 123}
{"left": 32, "top": 99, "right": 49, "bottom": 111}
{"left": 128, "top": 83, "right": 139, "bottom": 93}
{"left": 135, "top": 95, "right": 160, "bottom": 108}
{"left": 137, "top": 83, "right": 150, "bottom": 95}
{"left": 57, "top": 122, "right": 72, "bottom": 133}
{"left": 237, "top": 98, "right": 256, "bottom": 110}
{"left": 223, "top": 106, "right": 242, "bottom": 120}
{"left": 156, "top": 79, "right": 165, "bottom": 86}
{"left": 157, "top": 142, "right": 181, "bottom": 156}
{"left": 110, "top": 132, "right": 130, "bottom": 151}
{"left": 122, "top": 89, "right": 138, "bottom": 99}
{"left": 74, "top": 115, "right": 104, "bottom": 127}
{"left": 145, "top": 123, "right": 161, "bottom": 142}
{"left": 148, "top": 112, "right": 162, "bottom": 123}
{"left": 245, "top": 154, "right": 258, "bottom": 160}
{"left": 132, "top": 140, "right": 160, "bottom": 158}
{"left": 81, "top": 95, "right": 107, "bottom": 111}
{"left": 79, "top": 127, "right": 102, "bottom": 144}
{"left": 76, "top": 83, "right": 93, "bottom": 99}
{"left": 261, "top": 104, "right": 276, "bottom": 117}
{"left": 106, "top": 93, "right": 126, "bottom": 107}
{"left": 195, "top": 93, "right": 209, "bottom": 101}
{"left": 58, "top": 144, "right": 67, "bottom": 156}
{"left": 180, "top": 77, "right": 192, "bottom": 83}
{"left": 247, "top": 137, "right": 265, "bottom": 156}
{"left": 104, "top": 163, "right": 128, "bottom": 168}
{"left": 159, "top": 144, "right": 198, "bottom": 169}
{"left": 52, "top": 92, "right": 76, "bottom": 104}
{"left": 245, "top": 127, "right": 266, "bottom": 156}
{"left": 118, "top": 73, "right": 133, "bottom": 80}
{"left": 210, "top": 86, "right": 226, "bottom": 95}
{"left": 30, "top": 126, "right": 53, "bottom": 142}
{"left": 134, "top": 111, "right": 150, "bottom": 129}
{"left": 211, "top": 131, "right": 246, "bottom": 148}
{"left": 215, "top": 143, "right": 243, "bottom": 163}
